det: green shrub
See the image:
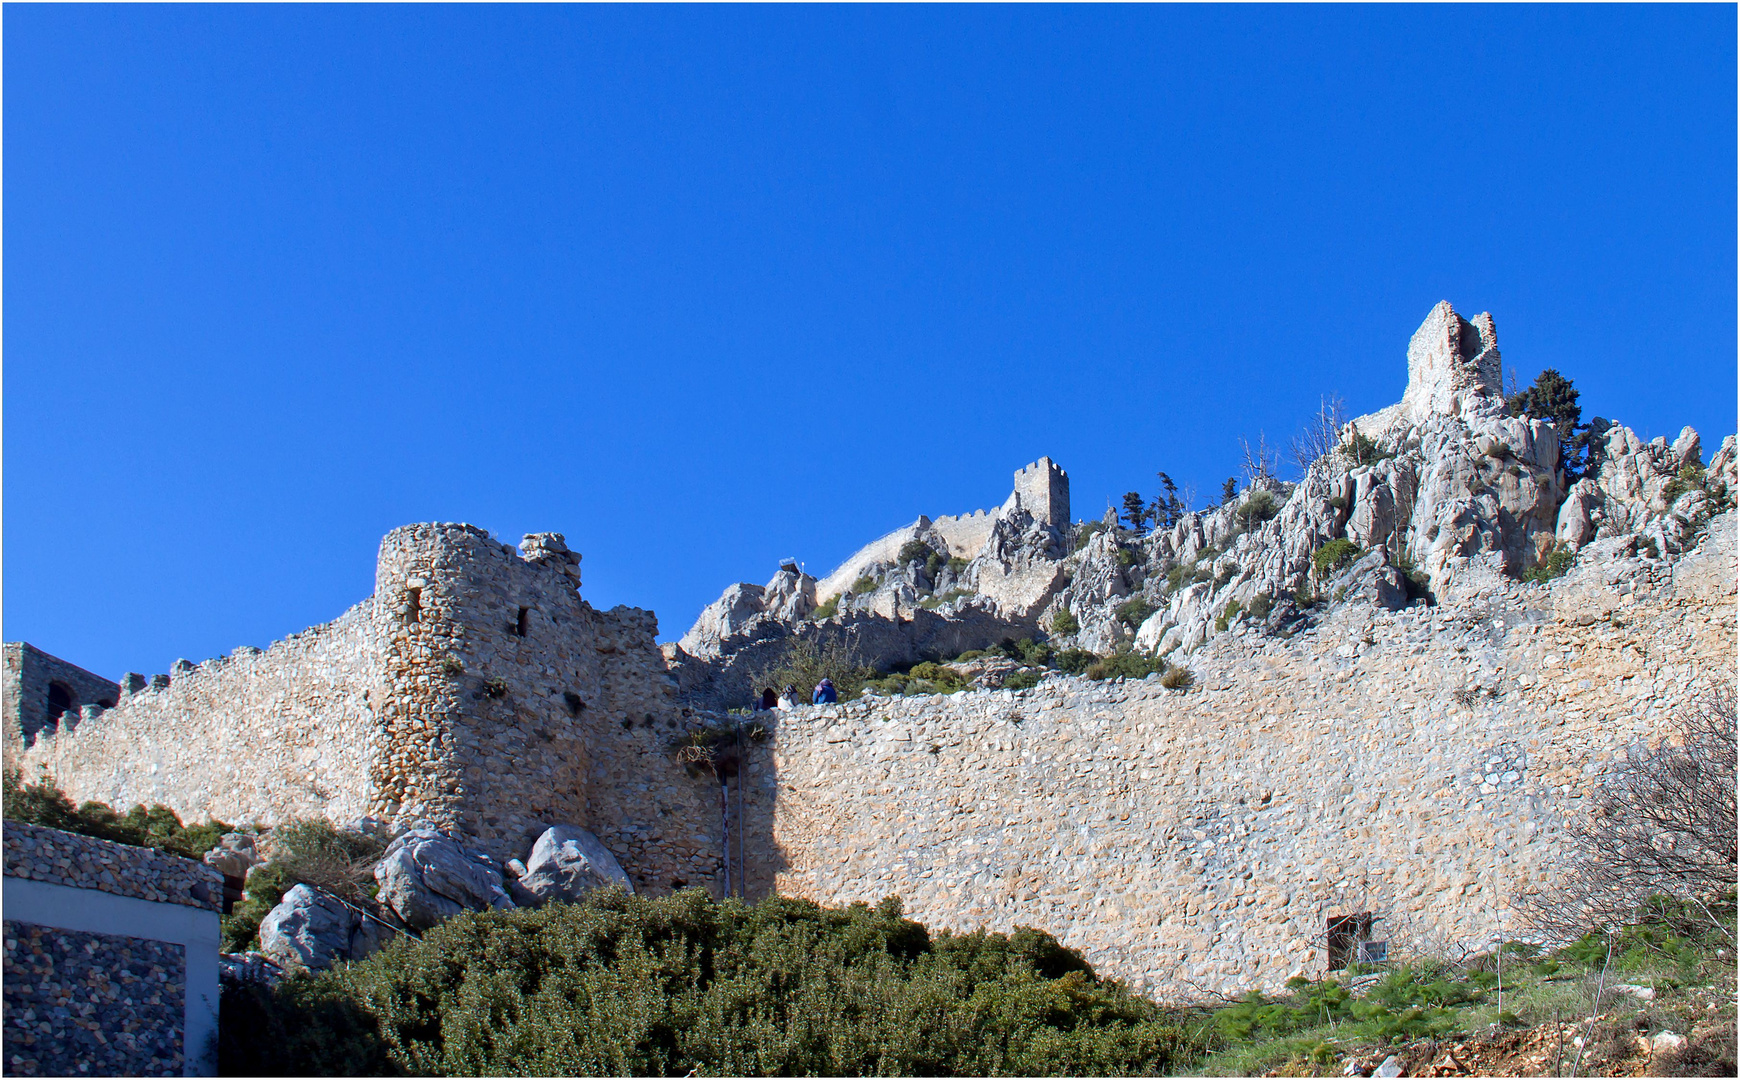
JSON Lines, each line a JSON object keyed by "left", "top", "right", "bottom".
{"left": 1235, "top": 490, "right": 1279, "bottom": 528}
{"left": 2, "top": 768, "right": 232, "bottom": 863}
{"left": 1085, "top": 653, "right": 1165, "bottom": 682}
{"left": 439, "top": 655, "right": 464, "bottom": 676}
{"left": 1072, "top": 522, "right": 1107, "bottom": 553}
{"left": 897, "top": 540, "right": 935, "bottom": 566}
{"left": 749, "top": 639, "right": 877, "bottom": 704}
{"left": 1003, "top": 670, "right": 1043, "bottom": 691}
{"left": 851, "top": 575, "right": 878, "bottom": 596}
{"left": 219, "top": 891, "right": 1202, "bottom": 1077}
{"left": 1115, "top": 547, "right": 1140, "bottom": 568}
{"left": 1165, "top": 563, "right": 1192, "bottom": 591}
{"left": 1247, "top": 594, "right": 1272, "bottom": 621}
{"left": 1050, "top": 608, "right": 1080, "bottom": 636}
{"left": 996, "top": 638, "right": 1055, "bottom": 668}
{"left": 1522, "top": 543, "right": 1577, "bottom": 584}
{"left": 1661, "top": 461, "right": 1706, "bottom": 505}
{"left": 1214, "top": 599, "right": 1244, "bottom": 633}
{"left": 1293, "top": 583, "right": 1317, "bottom": 608}
{"left": 947, "top": 556, "right": 968, "bottom": 574}
{"left": 1312, "top": 539, "right": 1361, "bottom": 576}
{"left": 953, "top": 649, "right": 985, "bottom": 662}
{"left": 1114, "top": 597, "right": 1155, "bottom": 627}
{"left": 905, "top": 662, "right": 965, "bottom": 693}
{"left": 1485, "top": 441, "right": 1511, "bottom": 459}
{"left": 480, "top": 677, "right": 509, "bottom": 699}
{"left": 1327, "top": 494, "right": 1348, "bottom": 511}
{"left": 1341, "top": 431, "right": 1387, "bottom": 466}
{"left": 1055, "top": 648, "right": 1098, "bottom": 675}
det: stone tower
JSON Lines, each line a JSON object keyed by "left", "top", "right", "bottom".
{"left": 1010, "top": 457, "right": 1070, "bottom": 530}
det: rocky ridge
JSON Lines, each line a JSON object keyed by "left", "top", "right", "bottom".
{"left": 670, "top": 302, "right": 1735, "bottom": 704}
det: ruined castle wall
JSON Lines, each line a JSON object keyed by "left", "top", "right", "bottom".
{"left": 3, "top": 643, "right": 122, "bottom": 771}
{"left": 17, "top": 603, "right": 381, "bottom": 826}
{"left": 370, "top": 523, "right": 607, "bottom": 858}
{"left": 930, "top": 510, "right": 997, "bottom": 560}
{"left": 759, "top": 515, "right": 1736, "bottom": 998}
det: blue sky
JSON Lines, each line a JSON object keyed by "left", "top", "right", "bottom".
{"left": 5, "top": 4, "right": 1734, "bottom": 680}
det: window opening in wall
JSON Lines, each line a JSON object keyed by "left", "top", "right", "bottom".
{"left": 516, "top": 606, "right": 529, "bottom": 637}
{"left": 405, "top": 587, "right": 422, "bottom": 624}
{"left": 1327, "top": 912, "right": 1375, "bottom": 971}
{"left": 46, "top": 682, "right": 74, "bottom": 721}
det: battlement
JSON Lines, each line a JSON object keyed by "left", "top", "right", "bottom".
{"left": 1010, "top": 456, "right": 1070, "bottom": 529}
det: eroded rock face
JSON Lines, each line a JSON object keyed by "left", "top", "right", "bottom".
{"left": 374, "top": 829, "right": 515, "bottom": 930}
{"left": 509, "top": 825, "right": 633, "bottom": 906}
{"left": 258, "top": 883, "right": 392, "bottom": 972}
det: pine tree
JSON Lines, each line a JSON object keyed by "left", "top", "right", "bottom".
{"left": 1220, "top": 477, "right": 1238, "bottom": 507}
{"left": 1120, "top": 492, "right": 1148, "bottom": 531}
{"left": 1150, "top": 473, "right": 1184, "bottom": 529}
{"left": 1508, "top": 369, "right": 1589, "bottom": 479}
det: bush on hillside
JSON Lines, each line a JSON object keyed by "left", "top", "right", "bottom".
{"left": 1055, "top": 648, "right": 1098, "bottom": 675}
{"left": 1051, "top": 608, "right": 1081, "bottom": 636}
{"left": 220, "top": 891, "right": 1203, "bottom": 1076}
{"left": 897, "top": 540, "right": 935, "bottom": 566}
{"left": 2, "top": 768, "right": 231, "bottom": 862}
{"left": 1312, "top": 539, "right": 1361, "bottom": 577}
{"left": 748, "top": 639, "right": 877, "bottom": 704}
{"left": 1522, "top": 543, "right": 1576, "bottom": 584}
{"left": 1085, "top": 653, "right": 1165, "bottom": 682}
{"left": 1115, "top": 597, "right": 1156, "bottom": 628}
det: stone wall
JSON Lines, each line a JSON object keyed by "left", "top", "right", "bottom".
{"left": 4, "top": 821, "right": 223, "bottom": 1075}
{"left": 17, "top": 603, "right": 380, "bottom": 828}
{"left": 4, "top": 822, "right": 223, "bottom": 911}
{"left": 755, "top": 513, "right": 1735, "bottom": 997}
{"left": 4, "top": 923, "right": 187, "bottom": 1076}
{"left": 1007, "top": 456, "right": 1070, "bottom": 530}
{"left": 3, "top": 642, "right": 121, "bottom": 772}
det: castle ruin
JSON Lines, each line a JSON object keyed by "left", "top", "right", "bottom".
{"left": 8, "top": 302, "right": 1735, "bottom": 995}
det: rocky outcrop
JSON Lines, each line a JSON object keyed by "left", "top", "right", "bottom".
{"left": 508, "top": 825, "right": 633, "bottom": 906}
{"left": 674, "top": 301, "right": 1734, "bottom": 711}
{"left": 373, "top": 829, "right": 516, "bottom": 930}
{"left": 258, "top": 883, "right": 393, "bottom": 972}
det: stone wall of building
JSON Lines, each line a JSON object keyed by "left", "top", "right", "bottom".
{"left": 3, "top": 922, "right": 187, "bottom": 1076}
{"left": 4, "top": 821, "right": 223, "bottom": 1075}
{"left": 17, "top": 602, "right": 381, "bottom": 828}
{"left": 4, "top": 822, "right": 224, "bottom": 911}
{"left": 3, "top": 642, "right": 121, "bottom": 772}
{"left": 754, "top": 513, "right": 1735, "bottom": 997}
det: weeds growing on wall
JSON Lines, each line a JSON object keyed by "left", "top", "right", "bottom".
{"left": 220, "top": 890, "right": 1205, "bottom": 1077}
{"left": 1, "top": 768, "right": 231, "bottom": 862}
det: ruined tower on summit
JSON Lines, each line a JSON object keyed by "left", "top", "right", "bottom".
{"left": 1006, "top": 457, "right": 1070, "bottom": 530}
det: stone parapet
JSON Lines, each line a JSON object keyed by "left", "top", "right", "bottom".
{"left": 3, "top": 821, "right": 222, "bottom": 912}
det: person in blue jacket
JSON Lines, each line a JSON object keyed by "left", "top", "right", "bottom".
{"left": 812, "top": 677, "right": 837, "bottom": 704}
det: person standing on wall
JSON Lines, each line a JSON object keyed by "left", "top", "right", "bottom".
{"left": 812, "top": 678, "right": 836, "bottom": 705}
{"left": 778, "top": 684, "right": 798, "bottom": 709}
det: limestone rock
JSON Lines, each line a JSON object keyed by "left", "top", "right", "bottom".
{"left": 203, "top": 832, "right": 260, "bottom": 879}
{"left": 258, "top": 883, "right": 387, "bottom": 972}
{"left": 374, "top": 829, "right": 515, "bottom": 930}
{"left": 509, "top": 825, "right": 633, "bottom": 906}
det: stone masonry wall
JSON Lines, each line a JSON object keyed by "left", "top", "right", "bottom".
{"left": 3, "top": 922, "right": 186, "bottom": 1077}
{"left": 756, "top": 514, "right": 1735, "bottom": 997}
{"left": 3, "top": 642, "right": 121, "bottom": 772}
{"left": 4, "top": 821, "right": 224, "bottom": 912}
{"left": 16, "top": 605, "right": 380, "bottom": 827}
